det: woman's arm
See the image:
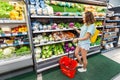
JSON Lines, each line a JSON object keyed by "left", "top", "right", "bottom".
{"left": 73, "top": 32, "right": 91, "bottom": 43}
{"left": 77, "top": 32, "right": 91, "bottom": 41}
{"left": 74, "top": 27, "right": 80, "bottom": 34}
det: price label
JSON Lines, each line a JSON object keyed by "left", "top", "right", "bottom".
{"left": 0, "top": 20, "right": 3, "bottom": 23}
{"left": 22, "top": 32, "right": 27, "bottom": 34}
{"left": 13, "top": 33, "right": 18, "bottom": 36}
{"left": 19, "top": 42, "right": 24, "bottom": 44}
{"left": 5, "top": 34, "right": 11, "bottom": 36}
{"left": 8, "top": 44, "right": 13, "bottom": 46}
{"left": 1, "top": 44, "right": 6, "bottom": 47}
{"left": 4, "top": 20, "right": 9, "bottom": 23}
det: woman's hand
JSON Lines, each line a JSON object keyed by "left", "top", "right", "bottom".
{"left": 73, "top": 27, "right": 77, "bottom": 30}
{"left": 73, "top": 38, "right": 78, "bottom": 43}
{"left": 73, "top": 27, "right": 80, "bottom": 34}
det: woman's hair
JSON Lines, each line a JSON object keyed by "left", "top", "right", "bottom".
{"left": 84, "top": 11, "right": 95, "bottom": 25}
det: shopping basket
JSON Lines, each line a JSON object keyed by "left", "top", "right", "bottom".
{"left": 59, "top": 56, "right": 77, "bottom": 78}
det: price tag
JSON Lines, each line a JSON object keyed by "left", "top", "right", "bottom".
{"left": 12, "top": 33, "right": 18, "bottom": 36}
{"left": 0, "top": 20, "right": 3, "bottom": 23}
{"left": 19, "top": 42, "right": 24, "bottom": 45}
{"left": 4, "top": 20, "right": 9, "bottom": 23}
{"left": 22, "top": 32, "right": 27, "bottom": 34}
{"left": 5, "top": 34, "right": 11, "bottom": 36}
{"left": 1, "top": 44, "right": 6, "bottom": 47}
{"left": 8, "top": 44, "right": 13, "bottom": 46}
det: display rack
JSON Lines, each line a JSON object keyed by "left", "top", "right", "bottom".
{"left": 25, "top": 0, "right": 107, "bottom": 73}
{"left": 101, "top": 4, "right": 120, "bottom": 53}
{"left": 0, "top": 0, "right": 33, "bottom": 79}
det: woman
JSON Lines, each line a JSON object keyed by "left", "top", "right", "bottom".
{"left": 73, "top": 11, "right": 95, "bottom": 72}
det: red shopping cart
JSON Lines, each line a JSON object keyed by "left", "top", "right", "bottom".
{"left": 59, "top": 56, "right": 77, "bottom": 78}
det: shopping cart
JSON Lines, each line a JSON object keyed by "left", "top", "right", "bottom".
{"left": 59, "top": 56, "right": 77, "bottom": 78}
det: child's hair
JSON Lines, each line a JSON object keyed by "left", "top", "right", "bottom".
{"left": 84, "top": 11, "right": 95, "bottom": 25}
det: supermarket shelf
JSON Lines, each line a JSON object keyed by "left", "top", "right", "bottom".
{"left": 31, "top": 15, "right": 105, "bottom": 19}
{"left": 0, "top": 42, "right": 29, "bottom": 48}
{"left": 104, "top": 36, "right": 118, "bottom": 40}
{"left": 107, "top": 13, "right": 120, "bottom": 17}
{"left": 104, "top": 31, "right": 118, "bottom": 34}
{"left": 0, "top": 32, "right": 27, "bottom": 37}
{"left": 37, "top": 45, "right": 100, "bottom": 63}
{"left": 37, "top": 51, "right": 74, "bottom": 63}
{"left": 106, "top": 20, "right": 120, "bottom": 23}
{"left": 34, "top": 39, "right": 73, "bottom": 47}
{"left": 0, "top": 20, "right": 26, "bottom": 24}
{"left": 33, "top": 28, "right": 74, "bottom": 33}
{"left": 37, "top": 63, "right": 59, "bottom": 73}
{"left": 56, "top": 0, "right": 107, "bottom": 6}
{"left": 31, "top": 15, "right": 75, "bottom": 18}
{"left": 0, "top": 55, "right": 33, "bottom": 74}
{"left": 105, "top": 25, "right": 120, "bottom": 28}
{"left": 103, "top": 41, "right": 117, "bottom": 46}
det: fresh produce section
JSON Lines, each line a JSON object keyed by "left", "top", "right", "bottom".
{"left": 0, "top": 1, "right": 25, "bottom": 20}
{"left": 25, "top": 0, "right": 107, "bottom": 73}
{"left": 0, "top": 46, "right": 30, "bottom": 59}
{"left": 0, "top": 0, "right": 32, "bottom": 76}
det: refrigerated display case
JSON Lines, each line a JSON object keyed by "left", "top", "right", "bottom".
{"left": 0, "top": 0, "right": 33, "bottom": 79}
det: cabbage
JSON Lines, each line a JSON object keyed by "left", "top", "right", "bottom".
{"left": 3, "top": 48, "right": 12, "bottom": 57}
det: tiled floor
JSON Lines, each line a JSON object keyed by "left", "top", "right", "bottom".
{"left": 102, "top": 48, "right": 120, "bottom": 80}
{"left": 102, "top": 48, "right": 120, "bottom": 64}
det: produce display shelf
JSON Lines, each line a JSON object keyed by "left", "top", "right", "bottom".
{"left": 113, "top": 14, "right": 120, "bottom": 17}
{"left": 0, "top": 55, "right": 33, "bottom": 74}
{"left": 107, "top": 14, "right": 120, "bottom": 17}
{"left": 0, "top": 42, "right": 29, "bottom": 48}
{"left": 106, "top": 20, "right": 120, "bottom": 23}
{"left": 56, "top": 0, "right": 107, "bottom": 6}
{"left": 37, "top": 45, "right": 100, "bottom": 63}
{"left": 31, "top": 15, "right": 105, "bottom": 19}
{"left": 0, "top": 32, "right": 27, "bottom": 37}
{"left": 37, "top": 63, "right": 59, "bottom": 73}
{"left": 105, "top": 25, "right": 120, "bottom": 28}
{"left": 37, "top": 51, "right": 74, "bottom": 63}
{"left": 31, "top": 15, "right": 75, "bottom": 18}
{"left": 34, "top": 39, "right": 73, "bottom": 47}
{"left": 103, "top": 41, "right": 117, "bottom": 46}
{"left": 104, "top": 36, "right": 118, "bottom": 40}
{"left": 33, "top": 28, "right": 74, "bottom": 33}
{"left": 0, "top": 55, "right": 31, "bottom": 66}
{"left": 0, "top": 20, "right": 26, "bottom": 24}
